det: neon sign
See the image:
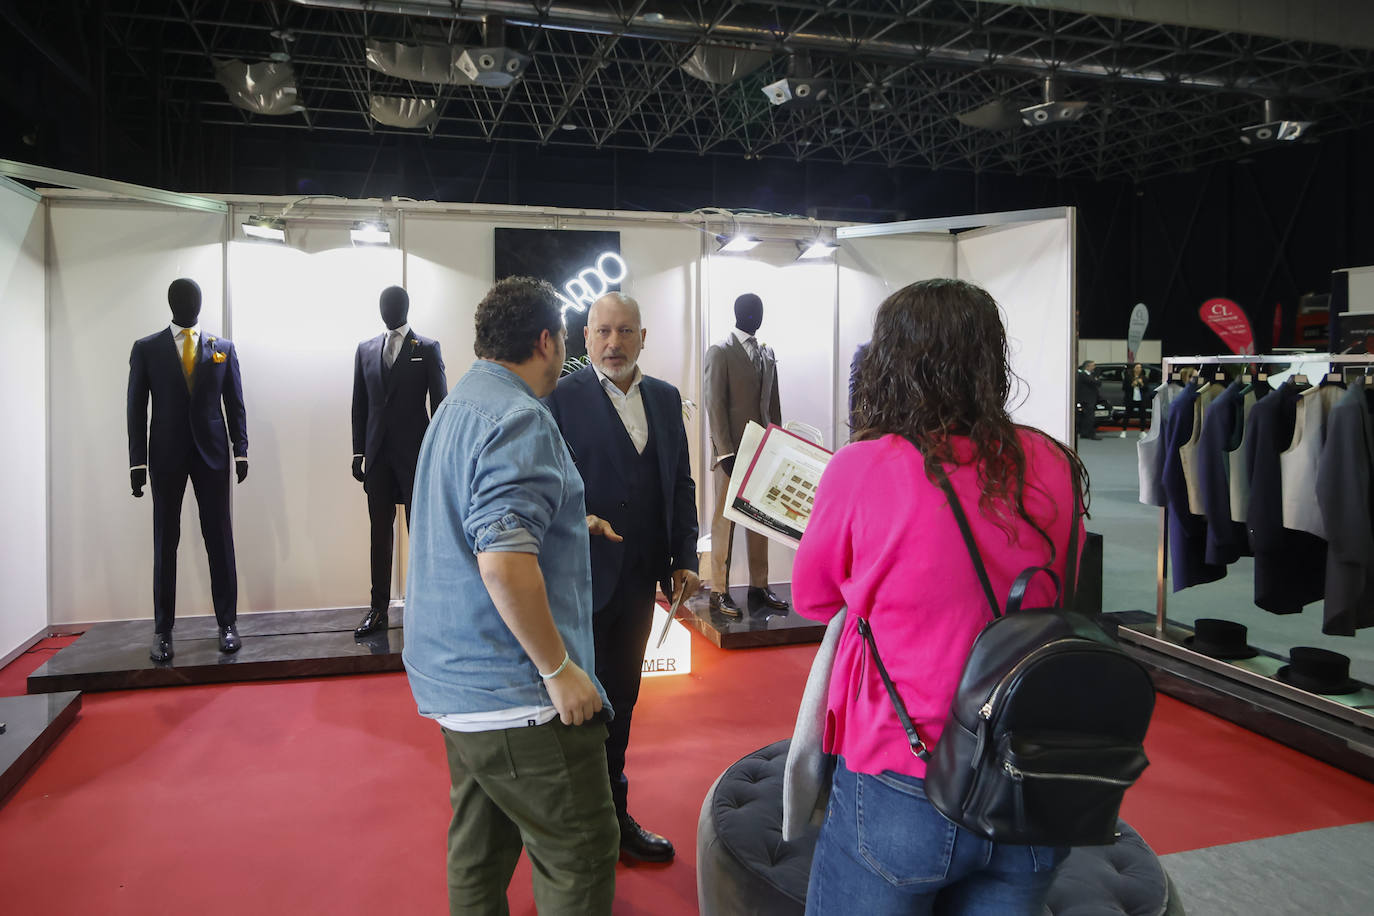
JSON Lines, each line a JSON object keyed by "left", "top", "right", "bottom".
{"left": 555, "top": 251, "right": 628, "bottom": 316}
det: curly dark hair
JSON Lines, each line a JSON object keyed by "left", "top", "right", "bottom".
{"left": 851, "top": 278, "right": 1089, "bottom": 553}
{"left": 474, "top": 276, "right": 564, "bottom": 362}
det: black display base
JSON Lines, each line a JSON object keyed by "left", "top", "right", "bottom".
{"left": 1106, "top": 610, "right": 1374, "bottom": 783}
{"left": 27, "top": 607, "right": 403, "bottom": 694}
{"left": 679, "top": 584, "right": 825, "bottom": 649}
{"left": 1, "top": 691, "right": 82, "bottom": 803}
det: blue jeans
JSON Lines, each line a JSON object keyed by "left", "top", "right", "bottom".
{"left": 805, "top": 759, "right": 1067, "bottom": 915}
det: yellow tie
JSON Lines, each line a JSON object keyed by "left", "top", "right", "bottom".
{"left": 181, "top": 330, "right": 196, "bottom": 383}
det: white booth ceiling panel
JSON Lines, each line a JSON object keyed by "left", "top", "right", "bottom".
{"left": 227, "top": 241, "right": 404, "bottom": 613}
{"left": 705, "top": 244, "right": 838, "bottom": 588}
{"left": 0, "top": 183, "right": 49, "bottom": 656}
{"left": 836, "top": 235, "right": 958, "bottom": 447}
{"left": 955, "top": 217, "right": 1075, "bottom": 446}
{"left": 48, "top": 203, "right": 227, "bottom": 624}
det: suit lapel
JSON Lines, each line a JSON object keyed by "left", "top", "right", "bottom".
{"left": 581, "top": 368, "right": 630, "bottom": 483}
{"left": 363, "top": 333, "right": 385, "bottom": 396}
{"left": 385, "top": 332, "right": 416, "bottom": 396}
{"left": 644, "top": 380, "right": 675, "bottom": 506}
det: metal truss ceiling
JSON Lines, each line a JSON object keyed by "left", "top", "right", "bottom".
{"left": 78, "top": 1, "right": 1374, "bottom": 181}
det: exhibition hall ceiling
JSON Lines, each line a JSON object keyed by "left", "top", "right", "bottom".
{"left": 11, "top": 0, "right": 1374, "bottom": 181}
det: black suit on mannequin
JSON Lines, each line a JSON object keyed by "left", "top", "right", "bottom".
{"left": 351, "top": 286, "right": 447, "bottom": 635}
{"left": 127, "top": 278, "right": 247, "bottom": 661}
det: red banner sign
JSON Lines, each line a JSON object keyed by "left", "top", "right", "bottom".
{"left": 1200, "top": 298, "right": 1256, "bottom": 355}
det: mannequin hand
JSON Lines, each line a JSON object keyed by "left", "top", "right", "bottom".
{"left": 131, "top": 468, "right": 146, "bottom": 498}
{"left": 543, "top": 659, "right": 603, "bottom": 726}
{"left": 719, "top": 456, "right": 736, "bottom": 476}
{"left": 586, "top": 515, "right": 623, "bottom": 542}
{"left": 671, "top": 568, "right": 701, "bottom": 605}
{"left": 352, "top": 456, "right": 365, "bottom": 483}
{"left": 236, "top": 460, "right": 249, "bottom": 484}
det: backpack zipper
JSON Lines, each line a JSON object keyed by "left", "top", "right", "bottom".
{"left": 978, "top": 638, "right": 1094, "bottom": 721}
{"left": 1003, "top": 762, "right": 1135, "bottom": 786}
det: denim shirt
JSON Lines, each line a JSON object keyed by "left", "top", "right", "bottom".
{"left": 402, "top": 360, "right": 610, "bottom": 719}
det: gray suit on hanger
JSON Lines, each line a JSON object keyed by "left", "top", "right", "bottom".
{"left": 703, "top": 332, "right": 781, "bottom": 592}
{"left": 1317, "top": 377, "right": 1374, "bottom": 636}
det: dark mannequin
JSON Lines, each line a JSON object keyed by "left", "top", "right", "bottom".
{"left": 132, "top": 281, "right": 248, "bottom": 496}
{"left": 352, "top": 286, "right": 411, "bottom": 482}
{"left": 717, "top": 294, "right": 765, "bottom": 477}
{"left": 128, "top": 277, "right": 250, "bottom": 661}
{"left": 351, "top": 285, "right": 448, "bottom": 636}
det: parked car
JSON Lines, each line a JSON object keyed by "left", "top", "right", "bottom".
{"left": 1093, "top": 363, "right": 1163, "bottom": 425}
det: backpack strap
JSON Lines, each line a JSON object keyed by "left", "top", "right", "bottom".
{"left": 856, "top": 616, "right": 930, "bottom": 762}
{"left": 925, "top": 458, "right": 1003, "bottom": 620}
{"left": 1006, "top": 566, "right": 1061, "bottom": 615}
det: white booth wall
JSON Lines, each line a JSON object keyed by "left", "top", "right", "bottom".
{"left": 23, "top": 192, "right": 1074, "bottom": 625}
{"left": 0, "top": 182, "right": 48, "bottom": 660}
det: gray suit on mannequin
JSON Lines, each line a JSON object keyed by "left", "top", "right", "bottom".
{"left": 703, "top": 293, "right": 789, "bottom": 617}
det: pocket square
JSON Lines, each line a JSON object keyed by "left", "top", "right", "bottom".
{"left": 212, "top": 351, "right": 227, "bottom": 363}
{"left": 409, "top": 357, "right": 423, "bottom": 362}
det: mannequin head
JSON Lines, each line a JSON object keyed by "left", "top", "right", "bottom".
{"left": 167, "top": 278, "right": 202, "bottom": 327}
{"left": 380, "top": 286, "right": 410, "bottom": 330}
{"left": 734, "top": 293, "right": 763, "bottom": 335}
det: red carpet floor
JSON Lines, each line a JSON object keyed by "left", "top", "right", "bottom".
{"left": 3, "top": 628, "right": 1374, "bottom": 914}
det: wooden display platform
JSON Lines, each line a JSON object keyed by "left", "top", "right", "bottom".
{"left": 679, "top": 585, "right": 825, "bottom": 649}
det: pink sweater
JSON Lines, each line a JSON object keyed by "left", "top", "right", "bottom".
{"left": 793, "top": 432, "right": 1082, "bottom": 780}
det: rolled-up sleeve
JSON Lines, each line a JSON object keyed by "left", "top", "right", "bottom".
{"left": 466, "top": 407, "right": 566, "bottom": 554}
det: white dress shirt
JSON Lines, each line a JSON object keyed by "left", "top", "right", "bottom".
{"left": 592, "top": 362, "right": 648, "bottom": 454}
{"left": 732, "top": 326, "right": 762, "bottom": 364}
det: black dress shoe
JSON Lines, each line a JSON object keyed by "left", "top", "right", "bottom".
{"left": 150, "top": 633, "right": 173, "bottom": 663}
{"left": 354, "top": 608, "right": 389, "bottom": 637}
{"left": 618, "top": 814, "right": 674, "bottom": 863}
{"left": 709, "top": 592, "right": 743, "bottom": 620}
{"left": 218, "top": 624, "right": 242, "bottom": 653}
{"left": 748, "top": 587, "right": 790, "bottom": 610}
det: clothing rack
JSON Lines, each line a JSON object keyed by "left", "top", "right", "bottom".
{"left": 1118, "top": 351, "right": 1374, "bottom": 728}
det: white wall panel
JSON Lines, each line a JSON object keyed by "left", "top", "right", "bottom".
{"left": 836, "top": 235, "right": 956, "bottom": 447}
{"left": 0, "top": 183, "right": 48, "bottom": 656}
{"left": 703, "top": 242, "right": 838, "bottom": 588}
{"left": 956, "top": 217, "right": 1075, "bottom": 446}
{"left": 48, "top": 202, "right": 226, "bottom": 624}
{"left": 227, "top": 241, "right": 403, "bottom": 612}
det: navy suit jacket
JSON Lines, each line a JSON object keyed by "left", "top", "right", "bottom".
{"left": 545, "top": 366, "right": 699, "bottom": 613}
{"left": 351, "top": 330, "right": 447, "bottom": 476}
{"left": 127, "top": 328, "right": 247, "bottom": 471}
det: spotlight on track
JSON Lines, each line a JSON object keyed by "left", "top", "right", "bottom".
{"left": 717, "top": 234, "right": 760, "bottom": 253}
{"left": 351, "top": 221, "right": 391, "bottom": 246}
{"left": 242, "top": 216, "right": 286, "bottom": 242}
{"left": 796, "top": 238, "right": 838, "bottom": 260}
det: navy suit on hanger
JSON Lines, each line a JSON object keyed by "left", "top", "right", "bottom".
{"left": 127, "top": 327, "right": 248, "bottom": 634}
{"left": 351, "top": 329, "right": 447, "bottom": 613}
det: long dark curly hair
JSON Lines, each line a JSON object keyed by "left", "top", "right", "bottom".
{"left": 851, "top": 278, "right": 1089, "bottom": 553}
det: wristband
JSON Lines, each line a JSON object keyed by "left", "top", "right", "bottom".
{"left": 539, "top": 652, "right": 570, "bottom": 680}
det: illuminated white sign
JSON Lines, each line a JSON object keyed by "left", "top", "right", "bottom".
{"left": 641, "top": 603, "right": 691, "bottom": 678}
{"left": 555, "top": 251, "right": 628, "bottom": 316}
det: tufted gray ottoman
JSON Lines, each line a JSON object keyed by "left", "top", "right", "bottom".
{"left": 697, "top": 740, "right": 1184, "bottom": 915}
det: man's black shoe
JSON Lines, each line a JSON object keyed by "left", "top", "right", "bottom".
{"left": 150, "top": 633, "right": 173, "bottom": 663}
{"left": 709, "top": 592, "right": 743, "bottom": 620}
{"left": 218, "top": 624, "right": 242, "bottom": 653}
{"left": 354, "top": 608, "right": 389, "bottom": 637}
{"left": 619, "top": 814, "right": 675, "bottom": 863}
{"left": 748, "top": 587, "right": 790, "bottom": 610}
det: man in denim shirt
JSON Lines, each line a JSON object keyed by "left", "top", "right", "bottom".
{"left": 403, "top": 276, "right": 621, "bottom": 915}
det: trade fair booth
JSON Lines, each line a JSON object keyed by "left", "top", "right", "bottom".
{"left": 0, "top": 168, "right": 1076, "bottom": 686}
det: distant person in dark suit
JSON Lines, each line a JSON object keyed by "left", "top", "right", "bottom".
{"left": 545, "top": 292, "right": 699, "bottom": 863}
{"left": 1076, "top": 360, "right": 1102, "bottom": 440}
{"left": 350, "top": 286, "right": 447, "bottom": 637}
{"left": 127, "top": 278, "right": 248, "bottom": 663}
{"left": 1121, "top": 362, "right": 1155, "bottom": 437}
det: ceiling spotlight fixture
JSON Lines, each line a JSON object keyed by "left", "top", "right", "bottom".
{"left": 242, "top": 216, "right": 286, "bottom": 242}
{"left": 268, "top": 50, "right": 291, "bottom": 63}
{"left": 762, "top": 51, "right": 832, "bottom": 107}
{"left": 796, "top": 238, "right": 838, "bottom": 260}
{"left": 717, "top": 234, "right": 760, "bottom": 253}
{"left": 351, "top": 221, "right": 391, "bottom": 246}
{"left": 1019, "top": 77, "right": 1088, "bottom": 128}
{"left": 1240, "top": 99, "right": 1315, "bottom": 146}
{"left": 456, "top": 17, "right": 530, "bottom": 88}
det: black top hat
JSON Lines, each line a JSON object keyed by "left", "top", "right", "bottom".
{"left": 1183, "top": 618, "right": 1258, "bottom": 660}
{"left": 1276, "top": 647, "right": 1363, "bottom": 696}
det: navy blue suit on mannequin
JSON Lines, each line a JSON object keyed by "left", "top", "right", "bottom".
{"left": 351, "top": 326, "right": 446, "bottom": 625}
{"left": 127, "top": 320, "right": 248, "bottom": 642}
{"left": 545, "top": 365, "right": 698, "bottom": 833}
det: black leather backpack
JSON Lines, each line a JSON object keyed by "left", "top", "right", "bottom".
{"left": 859, "top": 453, "right": 1155, "bottom": 847}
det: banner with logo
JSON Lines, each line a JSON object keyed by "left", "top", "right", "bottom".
{"left": 1126, "top": 303, "right": 1149, "bottom": 362}
{"left": 1200, "top": 298, "right": 1256, "bottom": 355}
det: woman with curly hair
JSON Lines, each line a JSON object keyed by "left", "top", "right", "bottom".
{"left": 795, "top": 278, "right": 1088, "bottom": 914}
